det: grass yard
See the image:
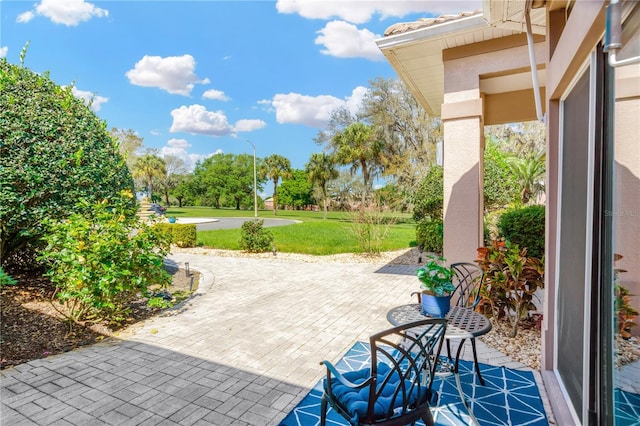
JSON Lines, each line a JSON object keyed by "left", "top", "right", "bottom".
{"left": 166, "top": 207, "right": 417, "bottom": 255}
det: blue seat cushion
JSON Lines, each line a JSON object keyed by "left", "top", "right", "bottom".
{"left": 326, "top": 363, "right": 427, "bottom": 424}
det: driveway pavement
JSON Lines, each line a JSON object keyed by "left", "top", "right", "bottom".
{"left": 0, "top": 253, "right": 552, "bottom": 425}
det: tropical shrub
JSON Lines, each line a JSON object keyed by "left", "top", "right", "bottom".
{"left": 476, "top": 240, "right": 544, "bottom": 337}
{"left": 39, "top": 198, "right": 172, "bottom": 324}
{"left": 614, "top": 254, "right": 639, "bottom": 339}
{"left": 239, "top": 219, "right": 274, "bottom": 253}
{"left": 415, "top": 219, "right": 443, "bottom": 253}
{"left": 412, "top": 166, "right": 443, "bottom": 222}
{"left": 0, "top": 55, "right": 133, "bottom": 265}
{"left": 498, "top": 205, "right": 545, "bottom": 258}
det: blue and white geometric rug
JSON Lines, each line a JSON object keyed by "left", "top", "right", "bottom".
{"left": 615, "top": 388, "right": 640, "bottom": 426}
{"left": 280, "top": 341, "right": 549, "bottom": 426}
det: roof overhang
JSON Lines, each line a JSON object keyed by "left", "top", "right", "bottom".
{"left": 376, "top": 1, "right": 547, "bottom": 116}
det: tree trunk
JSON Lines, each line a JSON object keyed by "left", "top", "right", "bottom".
{"left": 177, "top": 197, "right": 183, "bottom": 208}
{"left": 272, "top": 180, "right": 278, "bottom": 215}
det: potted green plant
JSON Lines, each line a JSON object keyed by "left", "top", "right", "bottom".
{"left": 416, "top": 255, "right": 456, "bottom": 318}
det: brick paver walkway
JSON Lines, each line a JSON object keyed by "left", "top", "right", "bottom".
{"left": 1, "top": 253, "right": 552, "bottom": 425}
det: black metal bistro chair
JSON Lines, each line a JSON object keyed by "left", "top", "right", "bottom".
{"left": 447, "top": 262, "right": 485, "bottom": 384}
{"left": 320, "top": 318, "right": 447, "bottom": 426}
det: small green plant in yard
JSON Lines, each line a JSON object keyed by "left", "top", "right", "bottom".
{"left": 39, "top": 197, "right": 172, "bottom": 325}
{"left": 350, "top": 200, "right": 395, "bottom": 255}
{"left": 239, "top": 219, "right": 274, "bottom": 253}
{"left": 155, "top": 223, "right": 197, "bottom": 248}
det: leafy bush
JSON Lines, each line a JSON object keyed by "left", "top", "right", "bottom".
{"left": 0, "top": 56, "right": 133, "bottom": 265}
{"left": 415, "top": 219, "right": 443, "bottom": 253}
{"left": 412, "top": 166, "right": 443, "bottom": 222}
{"left": 0, "top": 266, "right": 17, "bottom": 286}
{"left": 476, "top": 240, "right": 544, "bottom": 337}
{"left": 39, "top": 198, "right": 172, "bottom": 324}
{"left": 483, "top": 139, "right": 520, "bottom": 210}
{"left": 239, "top": 219, "right": 274, "bottom": 253}
{"left": 155, "top": 223, "right": 197, "bottom": 248}
{"left": 172, "top": 224, "right": 197, "bottom": 248}
{"left": 498, "top": 205, "right": 545, "bottom": 258}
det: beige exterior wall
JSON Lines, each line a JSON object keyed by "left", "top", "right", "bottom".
{"left": 614, "top": 63, "right": 640, "bottom": 334}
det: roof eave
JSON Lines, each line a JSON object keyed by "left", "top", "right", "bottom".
{"left": 376, "top": 14, "right": 489, "bottom": 50}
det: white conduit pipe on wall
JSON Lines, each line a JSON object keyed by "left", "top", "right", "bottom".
{"left": 605, "top": 0, "right": 640, "bottom": 67}
{"left": 525, "top": 0, "right": 545, "bottom": 123}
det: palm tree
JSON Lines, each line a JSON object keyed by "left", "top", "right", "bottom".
{"left": 305, "top": 152, "right": 338, "bottom": 219}
{"left": 508, "top": 150, "right": 545, "bottom": 204}
{"left": 331, "top": 122, "right": 382, "bottom": 204}
{"left": 132, "top": 154, "right": 166, "bottom": 201}
{"left": 260, "top": 154, "right": 292, "bottom": 215}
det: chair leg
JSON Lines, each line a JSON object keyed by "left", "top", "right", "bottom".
{"left": 446, "top": 339, "right": 452, "bottom": 361}
{"left": 470, "top": 338, "right": 485, "bottom": 386}
{"left": 421, "top": 411, "right": 436, "bottom": 426}
{"left": 320, "top": 394, "right": 328, "bottom": 426}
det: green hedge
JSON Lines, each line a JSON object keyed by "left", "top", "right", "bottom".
{"left": 498, "top": 205, "right": 545, "bottom": 258}
{"left": 416, "top": 219, "right": 443, "bottom": 254}
{"left": 155, "top": 223, "right": 197, "bottom": 248}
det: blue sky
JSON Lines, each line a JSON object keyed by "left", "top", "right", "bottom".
{"left": 1, "top": 0, "right": 481, "bottom": 175}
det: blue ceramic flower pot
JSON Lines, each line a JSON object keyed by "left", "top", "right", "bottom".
{"left": 421, "top": 294, "right": 451, "bottom": 318}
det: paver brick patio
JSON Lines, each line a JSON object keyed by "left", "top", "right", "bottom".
{"left": 1, "top": 252, "right": 552, "bottom": 425}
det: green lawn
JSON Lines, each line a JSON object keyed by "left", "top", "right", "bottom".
{"left": 166, "top": 207, "right": 417, "bottom": 255}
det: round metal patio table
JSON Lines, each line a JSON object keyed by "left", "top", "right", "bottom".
{"left": 387, "top": 304, "right": 492, "bottom": 426}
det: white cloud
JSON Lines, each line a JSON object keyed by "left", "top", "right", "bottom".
{"left": 276, "top": 0, "right": 481, "bottom": 24}
{"left": 70, "top": 86, "right": 108, "bottom": 111}
{"left": 0, "top": 46, "right": 7, "bottom": 58}
{"left": 159, "top": 138, "right": 219, "bottom": 172}
{"left": 202, "top": 89, "right": 230, "bottom": 101}
{"left": 266, "top": 86, "right": 368, "bottom": 127}
{"left": 17, "top": 0, "right": 108, "bottom": 26}
{"left": 126, "top": 55, "right": 207, "bottom": 96}
{"left": 170, "top": 105, "right": 234, "bottom": 136}
{"left": 315, "top": 20, "right": 383, "bottom": 61}
{"left": 234, "top": 119, "right": 267, "bottom": 132}
{"left": 170, "top": 104, "right": 266, "bottom": 137}
{"left": 17, "top": 11, "right": 35, "bottom": 23}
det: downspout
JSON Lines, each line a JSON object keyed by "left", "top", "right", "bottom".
{"left": 604, "top": 0, "right": 640, "bottom": 67}
{"left": 525, "top": 0, "right": 545, "bottom": 123}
